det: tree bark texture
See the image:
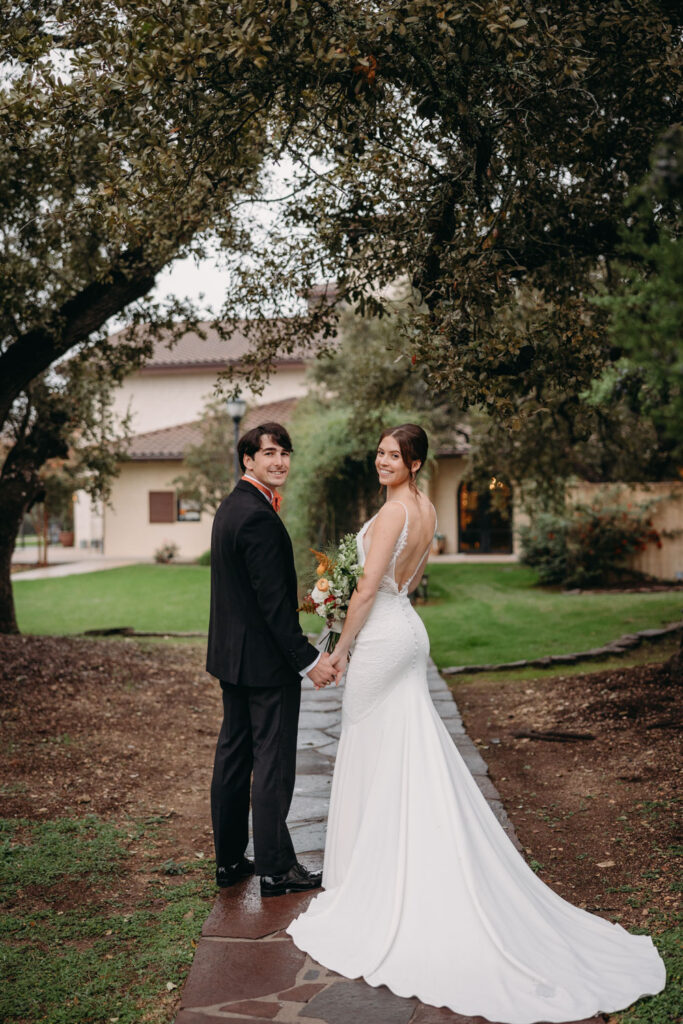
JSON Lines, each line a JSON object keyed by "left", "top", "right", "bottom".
{"left": 0, "top": 461, "right": 41, "bottom": 634}
{"left": 0, "top": 407, "right": 69, "bottom": 633}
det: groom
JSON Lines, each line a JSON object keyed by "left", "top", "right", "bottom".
{"left": 207, "top": 421, "right": 338, "bottom": 897}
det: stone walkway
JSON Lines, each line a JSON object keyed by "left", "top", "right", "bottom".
{"left": 175, "top": 663, "right": 598, "bottom": 1024}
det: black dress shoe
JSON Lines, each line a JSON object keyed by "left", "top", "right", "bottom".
{"left": 260, "top": 861, "right": 323, "bottom": 898}
{"left": 216, "top": 856, "right": 255, "bottom": 888}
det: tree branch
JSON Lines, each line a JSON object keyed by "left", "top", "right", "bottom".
{"left": 0, "top": 252, "right": 159, "bottom": 427}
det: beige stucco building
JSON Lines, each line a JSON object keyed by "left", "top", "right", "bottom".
{"left": 77, "top": 320, "right": 683, "bottom": 581}
{"left": 109, "top": 326, "right": 309, "bottom": 435}
{"left": 103, "top": 459, "right": 210, "bottom": 562}
{"left": 100, "top": 399, "right": 296, "bottom": 561}
{"left": 75, "top": 322, "right": 309, "bottom": 556}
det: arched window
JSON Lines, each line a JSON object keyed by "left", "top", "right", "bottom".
{"left": 458, "top": 478, "right": 513, "bottom": 554}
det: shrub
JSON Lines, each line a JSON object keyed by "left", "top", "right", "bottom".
{"left": 519, "top": 499, "right": 661, "bottom": 588}
{"left": 154, "top": 541, "right": 179, "bottom": 564}
{"left": 196, "top": 549, "right": 211, "bottom": 566}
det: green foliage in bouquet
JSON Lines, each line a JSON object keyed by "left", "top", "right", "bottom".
{"left": 302, "top": 534, "right": 363, "bottom": 618}
{"left": 301, "top": 533, "right": 364, "bottom": 651}
{"left": 328, "top": 534, "right": 364, "bottom": 608}
{"left": 519, "top": 498, "right": 662, "bottom": 588}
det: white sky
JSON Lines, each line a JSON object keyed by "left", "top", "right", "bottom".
{"left": 152, "top": 251, "right": 231, "bottom": 319}
{"left": 150, "top": 157, "right": 305, "bottom": 319}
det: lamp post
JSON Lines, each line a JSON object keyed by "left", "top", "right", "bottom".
{"left": 226, "top": 394, "right": 247, "bottom": 484}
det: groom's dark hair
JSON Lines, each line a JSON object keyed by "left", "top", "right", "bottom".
{"left": 238, "top": 422, "right": 293, "bottom": 472}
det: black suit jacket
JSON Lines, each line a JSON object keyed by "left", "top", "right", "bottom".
{"left": 206, "top": 479, "right": 319, "bottom": 686}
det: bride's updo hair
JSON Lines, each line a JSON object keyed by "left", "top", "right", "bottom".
{"left": 378, "top": 424, "right": 429, "bottom": 492}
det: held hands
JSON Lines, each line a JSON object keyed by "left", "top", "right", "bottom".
{"left": 328, "top": 645, "right": 350, "bottom": 683}
{"left": 308, "top": 652, "right": 342, "bottom": 690}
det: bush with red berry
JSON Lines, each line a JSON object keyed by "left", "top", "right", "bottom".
{"left": 520, "top": 498, "right": 661, "bottom": 588}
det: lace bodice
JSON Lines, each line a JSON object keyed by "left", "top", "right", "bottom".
{"left": 356, "top": 500, "right": 434, "bottom": 598}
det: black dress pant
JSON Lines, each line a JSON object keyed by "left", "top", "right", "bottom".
{"left": 210, "top": 680, "right": 301, "bottom": 876}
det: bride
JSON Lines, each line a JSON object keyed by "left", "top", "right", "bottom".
{"left": 287, "top": 423, "right": 666, "bottom": 1023}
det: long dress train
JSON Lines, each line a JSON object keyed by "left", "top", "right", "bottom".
{"left": 287, "top": 504, "right": 666, "bottom": 1024}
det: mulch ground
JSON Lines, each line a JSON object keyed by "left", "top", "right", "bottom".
{"left": 454, "top": 654, "right": 682, "bottom": 933}
{"left": 0, "top": 635, "right": 221, "bottom": 910}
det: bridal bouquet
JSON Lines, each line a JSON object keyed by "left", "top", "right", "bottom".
{"left": 300, "top": 534, "right": 363, "bottom": 652}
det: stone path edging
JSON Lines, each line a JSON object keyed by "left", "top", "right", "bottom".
{"left": 172, "top": 660, "right": 602, "bottom": 1024}
{"left": 81, "top": 627, "right": 207, "bottom": 637}
{"left": 441, "top": 620, "right": 683, "bottom": 676}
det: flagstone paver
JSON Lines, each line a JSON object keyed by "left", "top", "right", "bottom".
{"left": 180, "top": 937, "right": 306, "bottom": 1007}
{"left": 176, "top": 659, "right": 599, "bottom": 1024}
{"left": 300, "top": 981, "right": 418, "bottom": 1023}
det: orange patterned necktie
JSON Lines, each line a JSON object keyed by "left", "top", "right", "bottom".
{"left": 243, "top": 476, "right": 282, "bottom": 513}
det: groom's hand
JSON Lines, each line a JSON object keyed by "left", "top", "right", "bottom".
{"left": 308, "top": 653, "right": 338, "bottom": 689}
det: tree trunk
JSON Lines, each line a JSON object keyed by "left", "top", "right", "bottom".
{"left": 0, "top": 538, "right": 19, "bottom": 634}
{"left": 0, "top": 476, "right": 36, "bottom": 634}
{"left": 0, "top": 404, "right": 65, "bottom": 633}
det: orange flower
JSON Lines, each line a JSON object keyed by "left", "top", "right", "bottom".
{"left": 310, "top": 547, "right": 335, "bottom": 574}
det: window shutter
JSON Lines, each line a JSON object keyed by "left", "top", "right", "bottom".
{"left": 149, "top": 491, "right": 176, "bottom": 523}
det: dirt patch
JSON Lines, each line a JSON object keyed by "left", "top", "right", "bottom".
{"left": 453, "top": 656, "right": 682, "bottom": 932}
{"left": 2, "top": 635, "right": 680, "bottom": 934}
{"left": 0, "top": 634, "right": 221, "bottom": 907}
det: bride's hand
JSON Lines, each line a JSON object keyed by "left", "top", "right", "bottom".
{"left": 329, "top": 645, "right": 349, "bottom": 684}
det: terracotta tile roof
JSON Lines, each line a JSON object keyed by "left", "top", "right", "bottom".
{"left": 110, "top": 321, "right": 311, "bottom": 371}
{"left": 125, "top": 398, "right": 299, "bottom": 461}
{"left": 126, "top": 422, "right": 205, "bottom": 460}
{"left": 241, "top": 397, "right": 298, "bottom": 433}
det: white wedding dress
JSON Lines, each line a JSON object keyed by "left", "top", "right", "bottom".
{"left": 287, "top": 504, "right": 666, "bottom": 1023}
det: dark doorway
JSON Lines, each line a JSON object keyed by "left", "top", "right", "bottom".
{"left": 458, "top": 478, "right": 513, "bottom": 554}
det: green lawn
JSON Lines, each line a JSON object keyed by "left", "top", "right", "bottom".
{"left": 417, "top": 564, "right": 682, "bottom": 668}
{"left": 14, "top": 564, "right": 211, "bottom": 635}
{"left": 14, "top": 563, "right": 683, "bottom": 668}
